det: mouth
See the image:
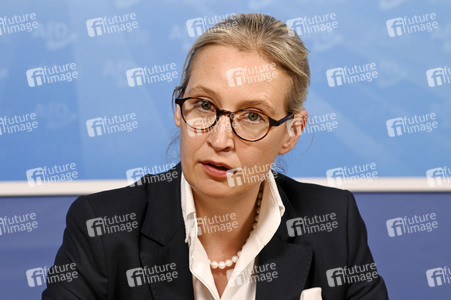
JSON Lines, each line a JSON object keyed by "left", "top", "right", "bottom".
{"left": 201, "top": 161, "right": 232, "bottom": 171}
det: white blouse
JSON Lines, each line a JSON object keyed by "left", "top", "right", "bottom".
{"left": 181, "top": 171, "right": 285, "bottom": 300}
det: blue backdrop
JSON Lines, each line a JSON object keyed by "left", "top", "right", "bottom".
{"left": 0, "top": 193, "right": 450, "bottom": 299}
{"left": 1, "top": 0, "right": 450, "bottom": 182}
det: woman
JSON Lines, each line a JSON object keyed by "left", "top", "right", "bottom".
{"left": 43, "top": 14, "right": 388, "bottom": 299}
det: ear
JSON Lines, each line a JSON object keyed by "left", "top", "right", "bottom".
{"left": 174, "top": 105, "right": 181, "bottom": 127}
{"left": 278, "top": 110, "right": 308, "bottom": 155}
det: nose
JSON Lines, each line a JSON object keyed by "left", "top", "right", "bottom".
{"left": 206, "top": 115, "right": 235, "bottom": 151}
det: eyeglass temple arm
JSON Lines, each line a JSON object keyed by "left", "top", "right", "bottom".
{"left": 269, "top": 113, "right": 294, "bottom": 127}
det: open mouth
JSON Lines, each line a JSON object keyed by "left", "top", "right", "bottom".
{"left": 203, "top": 162, "right": 230, "bottom": 171}
{"left": 200, "top": 161, "right": 234, "bottom": 172}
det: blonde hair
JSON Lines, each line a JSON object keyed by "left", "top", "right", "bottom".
{"left": 173, "top": 13, "right": 310, "bottom": 113}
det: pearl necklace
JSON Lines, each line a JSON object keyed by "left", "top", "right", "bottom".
{"left": 209, "top": 188, "right": 263, "bottom": 269}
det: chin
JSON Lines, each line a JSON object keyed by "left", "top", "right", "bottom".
{"left": 192, "top": 180, "right": 232, "bottom": 198}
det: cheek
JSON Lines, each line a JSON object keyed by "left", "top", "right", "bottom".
{"left": 179, "top": 125, "right": 206, "bottom": 160}
{"left": 262, "top": 129, "right": 286, "bottom": 155}
{"left": 236, "top": 142, "right": 277, "bottom": 169}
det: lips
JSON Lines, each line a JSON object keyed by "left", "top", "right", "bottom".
{"left": 201, "top": 160, "right": 232, "bottom": 171}
{"left": 200, "top": 160, "right": 234, "bottom": 178}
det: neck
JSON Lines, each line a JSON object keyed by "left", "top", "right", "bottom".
{"left": 192, "top": 183, "right": 262, "bottom": 260}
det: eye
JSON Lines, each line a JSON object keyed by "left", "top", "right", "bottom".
{"left": 200, "top": 101, "right": 212, "bottom": 111}
{"left": 244, "top": 111, "right": 264, "bottom": 122}
{"left": 193, "top": 99, "right": 214, "bottom": 111}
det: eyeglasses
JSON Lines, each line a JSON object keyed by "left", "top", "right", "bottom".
{"left": 175, "top": 97, "right": 293, "bottom": 142}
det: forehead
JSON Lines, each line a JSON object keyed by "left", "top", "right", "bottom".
{"left": 186, "top": 45, "right": 291, "bottom": 113}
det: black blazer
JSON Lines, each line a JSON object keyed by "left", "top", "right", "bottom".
{"left": 43, "top": 163, "right": 388, "bottom": 299}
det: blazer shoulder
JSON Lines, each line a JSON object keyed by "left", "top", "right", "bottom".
{"left": 275, "top": 171, "right": 351, "bottom": 196}
{"left": 68, "top": 184, "right": 149, "bottom": 219}
{"left": 274, "top": 172, "right": 354, "bottom": 210}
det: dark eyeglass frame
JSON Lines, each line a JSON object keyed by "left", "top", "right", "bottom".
{"left": 175, "top": 97, "right": 294, "bottom": 142}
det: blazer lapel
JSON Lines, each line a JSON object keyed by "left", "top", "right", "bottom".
{"left": 256, "top": 177, "right": 313, "bottom": 300}
{"left": 137, "top": 165, "right": 313, "bottom": 300}
{"left": 139, "top": 164, "right": 195, "bottom": 300}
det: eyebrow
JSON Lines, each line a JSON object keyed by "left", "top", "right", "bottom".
{"left": 187, "top": 86, "right": 218, "bottom": 99}
{"left": 238, "top": 100, "right": 276, "bottom": 115}
{"left": 187, "top": 85, "right": 276, "bottom": 115}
